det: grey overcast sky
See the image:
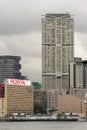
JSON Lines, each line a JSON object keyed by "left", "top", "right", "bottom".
{"left": 0, "top": 0, "right": 87, "bottom": 83}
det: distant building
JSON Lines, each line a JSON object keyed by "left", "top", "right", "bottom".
{"left": 34, "top": 89, "right": 47, "bottom": 114}
{"left": 47, "top": 89, "right": 58, "bottom": 113}
{"left": 42, "top": 13, "right": 74, "bottom": 90}
{"left": 69, "top": 57, "right": 83, "bottom": 89}
{"left": 69, "top": 57, "right": 87, "bottom": 89}
{"left": 82, "top": 60, "right": 87, "bottom": 88}
{"left": 0, "top": 55, "right": 27, "bottom": 83}
{"left": 1, "top": 79, "right": 34, "bottom": 117}
{"left": 70, "top": 88, "right": 87, "bottom": 99}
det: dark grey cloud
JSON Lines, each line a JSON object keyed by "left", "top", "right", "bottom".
{"left": 0, "top": 33, "right": 41, "bottom": 82}
{"left": 0, "top": 0, "right": 87, "bottom": 82}
{"left": 0, "top": 0, "right": 87, "bottom": 35}
{"left": 0, "top": 33, "right": 41, "bottom": 58}
{"left": 0, "top": 0, "right": 41, "bottom": 34}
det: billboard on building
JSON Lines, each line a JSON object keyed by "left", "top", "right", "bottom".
{"left": 7, "top": 79, "right": 31, "bottom": 86}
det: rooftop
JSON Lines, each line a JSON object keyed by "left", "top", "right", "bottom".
{"left": 46, "top": 13, "right": 71, "bottom": 18}
{"left": 0, "top": 55, "right": 21, "bottom": 60}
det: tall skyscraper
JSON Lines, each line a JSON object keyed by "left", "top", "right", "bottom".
{"left": 69, "top": 58, "right": 87, "bottom": 98}
{"left": 0, "top": 55, "right": 26, "bottom": 83}
{"left": 69, "top": 57, "right": 83, "bottom": 89}
{"left": 42, "top": 13, "right": 74, "bottom": 89}
{"left": 69, "top": 57, "right": 87, "bottom": 89}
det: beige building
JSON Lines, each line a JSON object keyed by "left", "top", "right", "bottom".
{"left": 42, "top": 13, "right": 74, "bottom": 90}
{"left": 3, "top": 79, "right": 34, "bottom": 117}
{"left": 58, "top": 95, "right": 84, "bottom": 116}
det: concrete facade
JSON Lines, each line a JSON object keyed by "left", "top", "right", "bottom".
{"left": 69, "top": 58, "right": 83, "bottom": 89}
{"left": 47, "top": 89, "right": 58, "bottom": 113}
{"left": 42, "top": 13, "right": 74, "bottom": 90}
{"left": 69, "top": 58, "right": 87, "bottom": 90}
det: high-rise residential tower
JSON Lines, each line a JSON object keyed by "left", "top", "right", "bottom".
{"left": 42, "top": 13, "right": 74, "bottom": 89}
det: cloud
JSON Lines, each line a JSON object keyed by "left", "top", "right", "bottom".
{"left": 0, "top": 0, "right": 87, "bottom": 35}
{"left": 0, "top": 32, "right": 41, "bottom": 82}
{"left": 0, "top": 0, "right": 41, "bottom": 35}
{"left": 75, "top": 32, "right": 87, "bottom": 60}
{"left": 0, "top": 0, "right": 87, "bottom": 82}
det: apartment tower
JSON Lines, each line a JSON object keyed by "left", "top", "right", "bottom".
{"left": 42, "top": 13, "right": 74, "bottom": 89}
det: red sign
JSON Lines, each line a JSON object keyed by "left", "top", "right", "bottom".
{"left": 0, "top": 84, "right": 4, "bottom": 98}
{"left": 8, "top": 79, "right": 31, "bottom": 86}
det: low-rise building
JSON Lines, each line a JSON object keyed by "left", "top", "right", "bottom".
{"left": 34, "top": 89, "right": 47, "bottom": 114}
{"left": 3, "top": 78, "right": 34, "bottom": 117}
{"left": 58, "top": 95, "right": 84, "bottom": 116}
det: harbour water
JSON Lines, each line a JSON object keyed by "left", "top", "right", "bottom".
{"left": 0, "top": 121, "right": 87, "bottom": 130}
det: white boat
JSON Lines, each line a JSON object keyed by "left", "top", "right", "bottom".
{"left": 57, "top": 113, "right": 79, "bottom": 121}
{"left": 6, "top": 113, "right": 79, "bottom": 121}
{"left": 78, "top": 118, "right": 87, "bottom": 122}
